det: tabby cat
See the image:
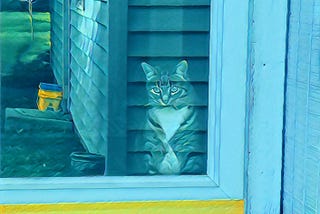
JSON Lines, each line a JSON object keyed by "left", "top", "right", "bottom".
{"left": 141, "top": 60, "right": 202, "bottom": 175}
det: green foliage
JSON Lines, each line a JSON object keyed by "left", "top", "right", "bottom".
{"left": 0, "top": 12, "right": 50, "bottom": 75}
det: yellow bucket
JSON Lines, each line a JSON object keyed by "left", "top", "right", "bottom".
{"left": 37, "top": 83, "right": 63, "bottom": 112}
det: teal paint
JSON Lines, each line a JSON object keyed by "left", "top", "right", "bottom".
{"left": 283, "top": 0, "right": 320, "bottom": 213}
{"left": 51, "top": 0, "right": 71, "bottom": 111}
{"left": 245, "top": 0, "right": 287, "bottom": 213}
{"left": 128, "top": 0, "right": 210, "bottom": 6}
{"left": 216, "top": 0, "right": 248, "bottom": 198}
{"left": 63, "top": 0, "right": 71, "bottom": 111}
{"left": 128, "top": 7, "right": 210, "bottom": 32}
{"left": 69, "top": 0, "right": 128, "bottom": 175}
{"left": 105, "top": 0, "right": 128, "bottom": 175}
{"left": 68, "top": 0, "right": 111, "bottom": 158}
{"left": 126, "top": 1, "right": 210, "bottom": 175}
{"left": 0, "top": 0, "right": 248, "bottom": 203}
{"left": 50, "top": 0, "right": 64, "bottom": 86}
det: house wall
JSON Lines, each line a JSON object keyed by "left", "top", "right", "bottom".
{"left": 50, "top": 0, "right": 64, "bottom": 86}
{"left": 283, "top": 0, "right": 320, "bottom": 213}
{"left": 68, "top": 0, "right": 127, "bottom": 175}
{"left": 6, "top": 0, "right": 288, "bottom": 212}
{"left": 68, "top": 0, "right": 109, "bottom": 156}
{"left": 67, "top": 0, "right": 212, "bottom": 175}
{"left": 126, "top": 0, "right": 210, "bottom": 175}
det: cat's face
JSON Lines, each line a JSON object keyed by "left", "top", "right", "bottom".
{"left": 141, "top": 60, "right": 191, "bottom": 107}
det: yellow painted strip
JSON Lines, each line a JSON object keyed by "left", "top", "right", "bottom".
{"left": 1, "top": 200, "right": 244, "bottom": 214}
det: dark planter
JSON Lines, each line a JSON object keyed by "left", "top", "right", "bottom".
{"left": 70, "top": 152, "right": 105, "bottom": 176}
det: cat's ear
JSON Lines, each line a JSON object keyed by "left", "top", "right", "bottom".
{"left": 141, "top": 62, "right": 158, "bottom": 81}
{"left": 175, "top": 60, "right": 188, "bottom": 80}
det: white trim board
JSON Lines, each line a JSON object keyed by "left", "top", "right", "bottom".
{"left": 245, "top": 0, "right": 287, "bottom": 213}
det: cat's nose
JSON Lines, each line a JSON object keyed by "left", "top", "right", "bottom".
{"left": 162, "top": 95, "right": 169, "bottom": 104}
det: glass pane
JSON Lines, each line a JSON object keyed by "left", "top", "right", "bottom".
{"left": 127, "top": 60, "right": 209, "bottom": 175}
{"left": 1, "top": 1, "right": 210, "bottom": 177}
{"left": 126, "top": 2, "right": 210, "bottom": 175}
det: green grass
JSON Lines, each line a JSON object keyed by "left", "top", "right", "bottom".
{"left": 0, "top": 12, "right": 50, "bottom": 75}
{"left": 0, "top": 12, "right": 87, "bottom": 178}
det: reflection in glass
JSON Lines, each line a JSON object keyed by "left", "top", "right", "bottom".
{"left": 0, "top": 0, "right": 85, "bottom": 177}
{"left": 1, "top": 1, "right": 210, "bottom": 177}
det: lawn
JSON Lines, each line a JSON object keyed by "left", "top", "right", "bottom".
{"left": 0, "top": 11, "right": 51, "bottom": 76}
{"left": 0, "top": 11, "right": 86, "bottom": 177}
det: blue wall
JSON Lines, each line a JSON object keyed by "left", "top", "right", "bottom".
{"left": 50, "top": 0, "right": 64, "bottom": 86}
{"left": 69, "top": 0, "right": 109, "bottom": 156}
{"left": 68, "top": 0, "right": 128, "bottom": 175}
{"left": 283, "top": 0, "right": 320, "bottom": 213}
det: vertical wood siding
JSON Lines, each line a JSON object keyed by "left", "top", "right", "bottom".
{"left": 245, "top": 0, "right": 287, "bottom": 213}
{"left": 50, "top": 0, "right": 64, "bottom": 85}
{"left": 126, "top": 0, "right": 210, "bottom": 174}
{"left": 283, "top": 0, "right": 320, "bottom": 213}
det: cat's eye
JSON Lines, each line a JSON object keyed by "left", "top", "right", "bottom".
{"left": 170, "top": 86, "right": 179, "bottom": 94}
{"left": 151, "top": 87, "right": 161, "bottom": 94}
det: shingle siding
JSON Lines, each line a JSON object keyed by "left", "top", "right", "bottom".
{"left": 69, "top": 0, "right": 109, "bottom": 156}
{"left": 50, "top": 0, "right": 63, "bottom": 85}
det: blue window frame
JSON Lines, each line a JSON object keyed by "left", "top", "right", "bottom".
{"left": 0, "top": 0, "right": 248, "bottom": 203}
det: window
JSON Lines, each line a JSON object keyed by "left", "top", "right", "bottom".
{"left": 1, "top": 0, "right": 247, "bottom": 203}
{"left": 69, "top": 0, "right": 212, "bottom": 176}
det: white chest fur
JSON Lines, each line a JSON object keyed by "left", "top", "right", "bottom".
{"left": 151, "top": 106, "right": 189, "bottom": 142}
